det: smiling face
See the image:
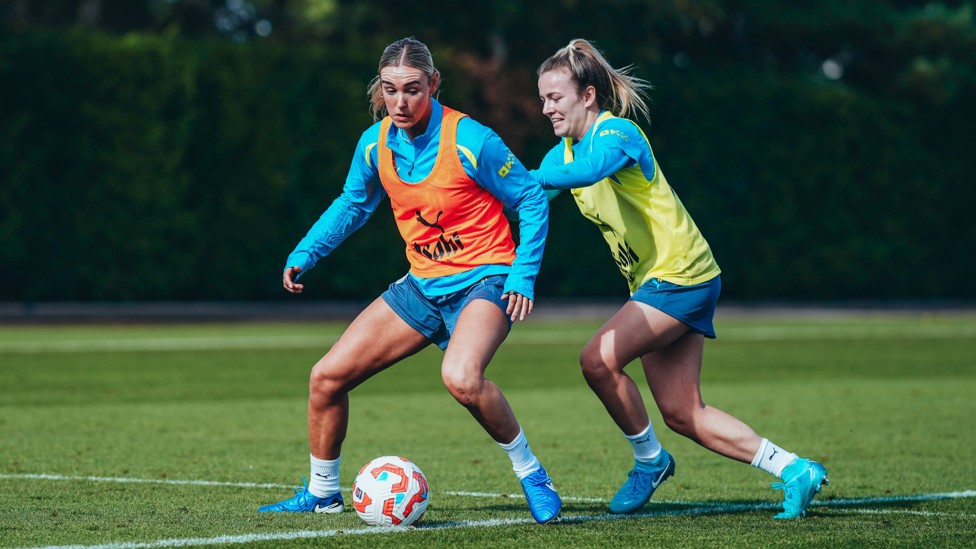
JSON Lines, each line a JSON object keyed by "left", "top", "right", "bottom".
{"left": 538, "top": 67, "right": 599, "bottom": 141}
{"left": 380, "top": 65, "right": 438, "bottom": 139}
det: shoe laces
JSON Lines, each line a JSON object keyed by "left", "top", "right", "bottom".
{"left": 524, "top": 469, "right": 550, "bottom": 487}
{"left": 285, "top": 476, "right": 318, "bottom": 506}
{"left": 771, "top": 481, "right": 800, "bottom": 505}
{"left": 624, "top": 469, "right": 651, "bottom": 495}
{"left": 294, "top": 476, "right": 310, "bottom": 495}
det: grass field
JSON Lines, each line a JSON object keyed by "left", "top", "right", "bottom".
{"left": 1, "top": 310, "right": 975, "bottom": 547}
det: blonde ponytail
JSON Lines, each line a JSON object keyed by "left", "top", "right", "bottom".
{"left": 538, "top": 39, "right": 651, "bottom": 124}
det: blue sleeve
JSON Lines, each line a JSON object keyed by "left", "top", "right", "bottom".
{"left": 285, "top": 126, "right": 387, "bottom": 279}
{"left": 462, "top": 122, "right": 548, "bottom": 300}
{"left": 538, "top": 142, "right": 564, "bottom": 170}
{"left": 535, "top": 143, "right": 568, "bottom": 201}
{"left": 531, "top": 119, "right": 654, "bottom": 190}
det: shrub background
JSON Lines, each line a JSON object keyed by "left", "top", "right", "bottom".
{"left": 2, "top": 3, "right": 973, "bottom": 302}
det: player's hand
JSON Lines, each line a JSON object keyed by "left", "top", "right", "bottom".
{"left": 502, "top": 292, "right": 533, "bottom": 322}
{"left": 282, "top": 266, "right": 304, "bottom": 294}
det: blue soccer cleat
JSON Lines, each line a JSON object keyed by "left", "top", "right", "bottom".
{"left": 520, "top": 466, "right": 562, "bottom": 523}
{"left": 771, "top": 458, "right": 829, "bottom": 519}
{"left": 609, "top": 448, "right": 675, "bottom": 514}
{"left": 258, "top": 479, "right": 344, "bottom": 513}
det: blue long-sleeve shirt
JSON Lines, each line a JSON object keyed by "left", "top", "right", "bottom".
{"left": 531, "top": 112, "right": 655, "bottom": 192}
{"left": 286, "top": 99, "right": 548, "bottom": 299}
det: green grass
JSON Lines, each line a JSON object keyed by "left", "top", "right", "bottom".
{"left": 1, "top": 311, "right": 975, "bottom": 547}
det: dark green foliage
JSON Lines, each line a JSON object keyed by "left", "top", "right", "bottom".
{"left": 1, "top": 2, "right": 973, "bottom": 301}
{"left": 0, "top": 30, "right": 399, "bottom": 301}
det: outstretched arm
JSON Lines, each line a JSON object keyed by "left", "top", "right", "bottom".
{"left": 532, "top": 145, "right": 633, "bottom": 189}
{"left": 532, "top": 119, "right": 652, "bottom": 190}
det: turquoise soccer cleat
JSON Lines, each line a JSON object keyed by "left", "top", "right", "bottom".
{"left": 609, "top": 448, "right": 675, "bottom": 514}
{"left": 771, "top": 458, "right": 829, "bottom": 519}
{"left": 258, "top": 479, "right": 344, "bottom": 513}
{"left": 520, "top": 466, "right": 562, "bottom": 523}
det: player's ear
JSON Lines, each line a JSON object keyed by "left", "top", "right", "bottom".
{"left": 583, "top": 85, "right": 597, "bottom": 108}
{"left": 429, "top": 70, "right": 441, "bottom": 95}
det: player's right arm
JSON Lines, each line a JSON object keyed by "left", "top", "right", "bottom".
{"left": 530, "top": 119, "right": 647, "bottom": 192}
{"left": 283, "top": 124, "right": 386, "bottom": 293}
{"left": 532, "top": 144, "right": 568, "bottom": 201}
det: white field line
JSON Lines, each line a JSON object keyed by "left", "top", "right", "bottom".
{"left": 14, "top": 490, "right": 976, "bottom": 549}
{"left": 0, "top": 474, "right": 606, "bottom": 503}
{"left": 0, "top": 473, "right": 294, "bottom": 490}
{"left": 1, "top": 324, "right": 975, "bottom": 354}
{"left": 0, "top": 334, "right": 343, "bottom": 354}
{"left": 843, "top": 508, "right": 976, "bottom": 518}
{"left": 13, "top": 474, "right": 972, "bottom": 509}
{"left": 7, "top": 473, "right": 975, "bottom": 508}
{"left": 4, "top": 473, "right": 974, "bottom": 549}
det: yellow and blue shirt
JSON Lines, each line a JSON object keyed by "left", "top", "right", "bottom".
{"left": 533, "top": 111, "right": 720, "bottom": 293}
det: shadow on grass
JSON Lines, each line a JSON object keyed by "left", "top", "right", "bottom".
{"left": 423, "top": 489, "right": 974, "bottom": 527}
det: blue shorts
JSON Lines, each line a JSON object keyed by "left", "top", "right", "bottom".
{"left": 381, "top": 274, "right": 511, "bottom": 350}
{"left": 629, "top": 276, "right": 721, "bottom": 339}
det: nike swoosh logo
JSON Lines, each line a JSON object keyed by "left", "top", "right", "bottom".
{"left": 650, "top": 462, "right": 673, "bottom": 489}
{"left": 314, "top": 501, "right": 342, "bottom": 513}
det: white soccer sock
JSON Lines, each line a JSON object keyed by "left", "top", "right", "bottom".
{"left": 750, "top": 439, "right": 798, "bottom": 478}
{"left": 308, "top": 454, "right": 341, "bottom": 498}
{"left": 499, "top": 427, "right": 540, "bottom": 479}
{"left": 626, "top": 423, "right": 662, "bottom": 463}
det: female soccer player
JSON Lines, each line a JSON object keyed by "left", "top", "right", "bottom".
{"left": 258, "top": 37, "right": 561, "bottom": 524}
{"left": 531, "top": 39, "right": 828, "bottom": 519}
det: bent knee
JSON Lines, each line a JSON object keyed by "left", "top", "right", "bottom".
{"left": 660, "top": 407, "right": 699, "bottom": 437}
{"left": 441, "top": 367, "right": 484, "bottom": 407}
{"left": 308, "top": 360, "right": 351, "bottom": 401}
{"left": 579, "top": 344, "right": 619, "bottom": 384}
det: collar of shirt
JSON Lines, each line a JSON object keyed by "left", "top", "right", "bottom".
{"left": 390, "top": 98, "right": 443, "bottom": 151}
{"left": 386, "top": 98, "right": 444, "bottom": 180}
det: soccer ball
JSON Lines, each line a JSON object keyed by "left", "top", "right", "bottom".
{"left": 352, "top": 455, "right": 429, "bottom": 527}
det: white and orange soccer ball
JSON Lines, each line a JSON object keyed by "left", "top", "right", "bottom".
{"left": 352, "top": 456, "right": 429, "bottom": 527}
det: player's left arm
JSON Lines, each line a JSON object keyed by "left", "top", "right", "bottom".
{"left": 462, "top": 122, "right": 549, "bottom": 321}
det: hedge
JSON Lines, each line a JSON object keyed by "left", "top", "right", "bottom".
{"left": 1, "top": 30, "right": 972, "bottom": 302}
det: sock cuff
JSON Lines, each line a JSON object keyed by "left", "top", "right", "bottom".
{"left": 751, "top": 439, "right": 798, "bottom": 478}
{"left": 625, "top": 422, "right": 662, "bottom": 461}
{"left": 623, "top": 423, "right": 652, "bottom": 442}
{"left": 308, "top": 454, "right": 341, "bottom": 498}
{"left": 310, "top": 454, "right": 340, "bottom": 468}
{"left": 499, "top": 427, "right": 526, "bottom": 451}
{"left": 751, "top": 439, "right": 770, "bottom": 467}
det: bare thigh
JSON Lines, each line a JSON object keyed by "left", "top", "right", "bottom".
{"left": 313, "top": 297, "right": 431, "bottom": 390}
{"left": 442, "top": 298, "right": 509, "bottom": 378}
{"left": 584, "top": 300, "right": 692, "bottom": 371}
